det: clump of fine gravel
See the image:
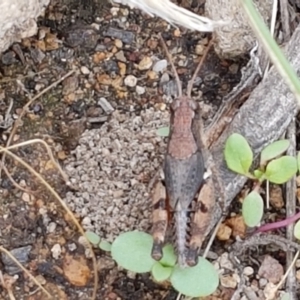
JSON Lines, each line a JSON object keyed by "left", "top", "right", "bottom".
{"left": 64, "top": 108, "right": 169, "bottom": 242}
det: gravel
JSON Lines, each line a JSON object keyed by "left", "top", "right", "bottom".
{"left": 64, "top": 108, "right": 169, "bottom": 242}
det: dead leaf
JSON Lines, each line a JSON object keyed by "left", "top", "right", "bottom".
{"left": 63, "top": 254, "right": 91, "bottom": 286}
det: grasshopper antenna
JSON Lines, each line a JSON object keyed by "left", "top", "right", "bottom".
{"left": 187, "top": 38, "right": 214, "bottom": 97}
{"left": 159, "top": 34, "right": 182, "bottom": 97}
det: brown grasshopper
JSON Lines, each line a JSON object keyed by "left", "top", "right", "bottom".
{"left": 151, "top": 35, "right": 223, "bottom": 267}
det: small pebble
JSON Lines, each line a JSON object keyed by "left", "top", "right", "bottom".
{"left": 78, "top": 236, "right": 89, "bottom": 248}
{"left": 21, "top": 192, "right": 31, "bottom": 202}
{"left": 220, "top": 274, "right": 238, "bottom": 289}
{"left": 47, "top": 222, "right": 57, "bottom": 233}
{"left": 138, "top": 56, "right": 153, "bottom": 70}
{"left": 243, "top": 266, "right": 254, "bottom": 276}
{"left": 80, "top": 66, "right": 90, "bottom": 75}
{"left": 147, "top": 70, "right": 158, "bottom": 80}
{"left": 1, "top": 246, "right": 32, "bottom": 275}
{"left": 98, "top": 97, "right": 114, "bottom": 114}
{"left": 51, "top": 244, "right": 62, "bottom": 259}
{"left": 259, "top": 278, "right": 268, "bottom": 288}
{"left": 160, "top": 72, "right": 170, "bottom": 84}
{"left": 152, "top": 59, "right": 167, "bottom": 73}
{"left": 195, "top": 44, "right": 205, "bottom": 55}
{"left": 114, "top": 39, "right": 123, "bottom": 49}
{"left": 115, "top": 50, "right": 126, "bottom": 62}
{"left": 219, "top": 252, "right": 234, "bottom": 270}
{"left": 124, "top": 75, "right": 137, "bottom": 87}
{"left": 82, "top": 216, "right": 92, "bottom": 226}
{"left": 68, "top": 243, "right": 77, "bottom": 252}
{"left": 135, "top": 85, "right": 145, "bottom": 95}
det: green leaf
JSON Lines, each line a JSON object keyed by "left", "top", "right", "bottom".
{"left": 297, "top": 152, "right": 300, "bottom": 172}
{"left": 156, "top": 127, "right": 170, "bottom": 137}
{"left": 159, "top": 244, "right": 176, "bottom": 267}
{"left": 99, "top": 240, "right": 112, "bottom": 252}
{"left": 260, "top": 140, "right": 290, "bottom": 165}
{"left": 151, "top": 262, "right": 172, "bottom": 282}
{"left": 242, "top": 191, "right": 264, "bottom": 227}
{"left": 293, "top": 220, "right": 300, "bottom": 240}
{"left": 85, "top": 231, "right": 101, "bottom": 245}
{"left": 224, "top": 133, "right": 253, "bottom": 175}
{"left": 265, "top": 156, "right": 297, "bottom": 184}
{"left": 111, "top": 231, "right": 155, "bottom": 273}
{"left": 170, "top": 257, "right": 219, "bottom": 297}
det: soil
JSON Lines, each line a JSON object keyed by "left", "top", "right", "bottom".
{"left": 0, "top": 0, "right": 299, "bottom": 299}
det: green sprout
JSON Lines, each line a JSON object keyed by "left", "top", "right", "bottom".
{"left": 224, "top": 133, "right": 297, "bottom": 227}
{"left": 85, "top": 231, "right": 112, "bottom": 252}
{"left": 111, "top": 231, "right": 219, "bottom": 297}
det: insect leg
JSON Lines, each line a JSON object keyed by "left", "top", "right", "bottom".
{"left": 186, "top": 173, "right": 215, "bottom": 266}
{"left": 151, "top": 180, "right": 169, "bottom": 261}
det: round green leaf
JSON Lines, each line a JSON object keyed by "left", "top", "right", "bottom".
{"left": 224, "top": 133, "right": 253, "bottom": 175}
{"left": 260, "top": 140, "right": 290, "bottom": 165}
{"left": 151, "top": 262, "right": 173, "bottom": 282}
{"left": 293, "top": 220, "right": 300, "bottom": 240}
{"left": 111, "top": 231, "right": 155, "bottom": 273}
{"left": 242, "top": 191, "right": 264, "bottom": 227}
{"left": 85, "top": 231, "right": 101, "bottom": 245}
{"left": 99, "top": 240, "right": 112, "bottom": 252}
{"left": 156, "top": 127, "right": 170, "bottom": 137}
{"left": 170, "top": 257, "right": 219, "bottom": 297}
{"left": 265, "top": 156, "right": 297, "bottom": 184}
{"left": 159, "top": 244, "right": 176, "bottom": 267}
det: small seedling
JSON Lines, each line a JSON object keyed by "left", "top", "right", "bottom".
{"left": 85, "top": 231, "right": 112, "bottom": 252}
{"left": 224, "top": 133, "right": 298, "bottom": 227}
{"left": 111, "top": 231, "right": 219, "bottom": 297}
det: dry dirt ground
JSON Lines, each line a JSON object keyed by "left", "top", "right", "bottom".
{"left": 0, "top": 0, "right": 299, "bottom": 299}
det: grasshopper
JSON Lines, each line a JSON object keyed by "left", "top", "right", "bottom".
{"left": 151, "top": 35, "right": 223, "bottom": 267}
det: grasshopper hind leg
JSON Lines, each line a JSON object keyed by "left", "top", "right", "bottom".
{"left": 151, "top": 180, "right": 169, "bottom": 261}
{"left": 186, "top": 175, "right": 215, "bottom": 266}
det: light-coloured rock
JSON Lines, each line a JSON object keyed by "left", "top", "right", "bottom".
{"left": 0, "top": 0, "right": 50, "bottom": 53}
{"left": 136, "top": 85, "right": 145, "bottom": 95}
{"left": 138, "top": 56, "right": 153, "bottom": 70}
{"left": 124, "top": 75, "right": 138, "bottom": 87}
{"left": 243, "top": 266, "right": 254, "bottom": 276}
{"left": 51, "top": 244, "right": 62, "bottom": 259}
{"left": 152, "top": 59, "right": 167, "bottom": 73}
